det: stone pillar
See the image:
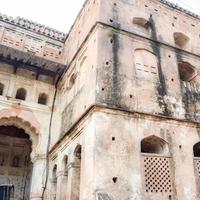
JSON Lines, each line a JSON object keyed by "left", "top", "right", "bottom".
{"left": 66, "top": 162, "right": 81, "bottom": 200}
{"left": 30, "top": 156, "right": 46, "bottom": 200}
{"left": 56, "top": 170, "right": 68, "bottom": 200}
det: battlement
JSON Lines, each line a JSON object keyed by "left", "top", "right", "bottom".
{"left": 0, "top": 13, "right": 66, "bottom": 42}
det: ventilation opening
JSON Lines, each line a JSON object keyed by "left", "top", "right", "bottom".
{"left": 194, "top": 142, "right": 200, "bottom": 157}
{"left": 0, "top": 83, "right": 4, "bottom": 95}
{"left": 178, "top": 62, "right": 197, "bottom": 82}
{"left": 141, "top": 136, "right": 168, "bottom": 155}
{"left": 38, "top": 93, "right": 48, "bottom": 105}
{"left": 174, "top": 32, "right": 189, "bottom": 47}
{"left": 16, "top": 88, "right": 27, "bottom": 100}
{"left": 133, "top": 17, "right": 149, "bottom": 29}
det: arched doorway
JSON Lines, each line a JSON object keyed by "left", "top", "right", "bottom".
{"left": 0, "top": 126, "right": 33, "bottom": 200}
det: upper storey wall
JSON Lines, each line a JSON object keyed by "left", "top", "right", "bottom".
{"left": 0, "top": 16, "right": 65, "bottom": 64}
{"left": 64, "top": 0, "right": 200, "bottom": 66}
{"left": 64, "top": 0, "right": 100, "bottom": 65}
{"left": 99, "top": 0, "right": 200, "bottom": 55}
{"left": 57, "top": 28, "right": 98, "bottom": 137}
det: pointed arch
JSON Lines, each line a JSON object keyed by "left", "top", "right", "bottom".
{"left": 141, "top": 135, "right": 169, "bottom": 155}
{"left": 193, "top": 142, "right": 200, "bottom": 157}
{"left": 178, "top": 61, "right": 197, "bottom": 82}
{"left": 74, "top": 144, "right": 82, "bottom": 160}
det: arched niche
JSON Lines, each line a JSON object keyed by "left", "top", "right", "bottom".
{"left": 16, "top": 88, "right": 27, "bottom": 100}
{"left": 38, "top": 93, "right": 48, "bottom": 105}
{"left": 133, "top": 17, "right": 150, "bottom": 29}
{"left": 0, "top": 83, "right": 4, "bottom": 96}
{"left": 71, "top": 144, "right": 82, "bottom": 200}
{"left": 52, "top": 164, "right": 57, "bottom": 181}
{"left": 174, "top": 32, "right": 189, "bottom": 47}
{"left": 0, "top": 125, "right": 33, "bottom": 199}
{"left": 193, "top": 142, "right": 200, "bottom": 157}
{"left": 62, "top": 155, "right": 68, "bottom": 175}
{"left": 178, "top": 62, "right": 197, "bottom": 82}
{"left": 74, "top": 144, "right": 82, "bottom": 160}
{"left": 141, "top": 135, "right": 169, "bottom": 155}
{"left": 51, "top": 164, "right": 57, "bottom": 199}
{"left": 134, "top": 49, "right": 159, "bottom": 82}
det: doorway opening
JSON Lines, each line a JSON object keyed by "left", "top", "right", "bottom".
{"left": 0, "top": 126, "right": 33, "bottom": 200}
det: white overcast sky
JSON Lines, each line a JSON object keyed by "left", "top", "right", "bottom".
{"left": 0, "top": 0, "right": 199, "bottom": 33}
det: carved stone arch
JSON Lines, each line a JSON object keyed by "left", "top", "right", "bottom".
{"left": 0, "top": 116, "right": 39, "bottom": 159}
{"left": 141, "top": 135, "right": 169, "bottom": 155}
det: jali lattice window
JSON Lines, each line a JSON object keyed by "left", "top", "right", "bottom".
{"left": 141, "top": 136, "right": 174, "bottom": 199}
{"left": 193, "top": 142, "right": 200, "bottom": 193}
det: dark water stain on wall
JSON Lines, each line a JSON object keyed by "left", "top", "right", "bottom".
{"left": 149, "top": 16, "right": 170, "bottom": 116}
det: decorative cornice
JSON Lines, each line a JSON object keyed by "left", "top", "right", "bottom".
{"left": 160, "top": 0, "right": 200, "bottom": 19}
{"left": 0, "top": 13, "right": 67, "bottom": 42}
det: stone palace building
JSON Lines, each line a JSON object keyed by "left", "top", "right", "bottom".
{"left": 0, "top": 0, "right": 200, "bottom": 199}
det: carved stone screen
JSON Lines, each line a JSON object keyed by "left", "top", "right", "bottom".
{"left": 194, "top": 157, "right": 200, "bottom": 192}
{"left": 142, "top": 154, "right": 173, "bottom": 197}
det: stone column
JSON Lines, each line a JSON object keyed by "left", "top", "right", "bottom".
{"left": 30, "top": 155, "right": 46, "bottom": 200}
{"left": 66, "top": 162, "right": 81, "bottom": 200}
{"left": 56, "top": 170, "right": 68, "bottom": 200}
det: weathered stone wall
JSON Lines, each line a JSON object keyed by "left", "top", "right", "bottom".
{"left": 51, "top": 0, "right": 200, "bottom": 200}
{"left": 90, "top": 109, "right": 199, "bottom": 200}
{"left": 63, "top": 0, "right": 100, "bottom": 65}
{"left": 50, "top": 108, "right": 200, "bottom": 200}
{"left": 95, "top": 24, "right": 200, "bottom": 121}
{"left": 58, "top": 28, "right": 99, "bottom": 137}
{"left": 0, "top": 63, "right": 60, "bottom": 199}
